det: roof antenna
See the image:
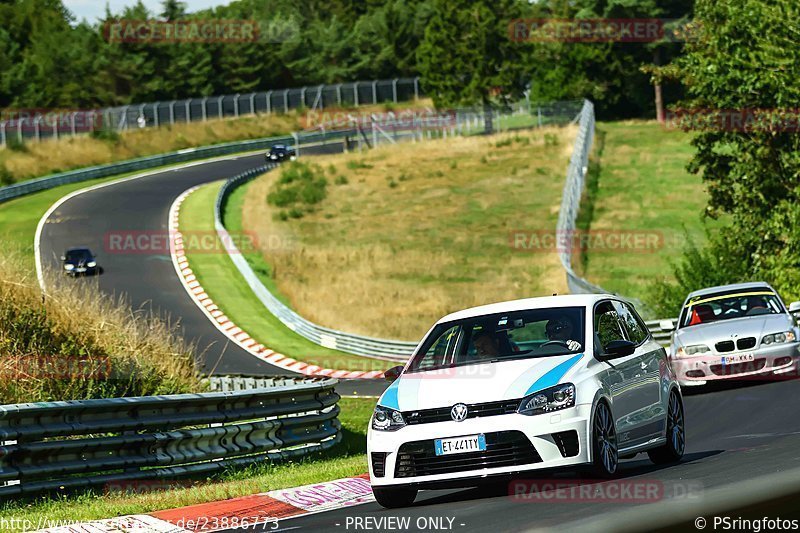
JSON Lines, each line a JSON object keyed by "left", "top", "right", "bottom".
{"left": 552, "top": 293, "right": 558, "bottom": 296}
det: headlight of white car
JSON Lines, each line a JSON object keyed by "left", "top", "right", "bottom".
{"left": 517, "top": 383, "right": 575, "bottom": 416}
{"left": 675, "top": 344, "right": 710, "bottom": 357}
{"left": 762, "top": 331, "right": 796, "bottom": 345}
{"left": 372, "top": 406, "right": 406, "bottom": 431}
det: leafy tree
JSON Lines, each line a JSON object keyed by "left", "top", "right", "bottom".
{"left": 652, "top": 0, "right": 800, "bottom": 303}
{"left": 417, "top": 0, "right": 528, "bottom": 109}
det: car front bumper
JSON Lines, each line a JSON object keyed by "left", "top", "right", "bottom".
{"left": 670, "top": 342, "right": 800, "bottom": 385}
{"left": 367, "top": 404, "right": 592, "bottom": 489}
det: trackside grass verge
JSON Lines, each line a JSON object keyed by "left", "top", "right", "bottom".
{"left": 178, "top": 182, "right": 388, "bottom": 372}
{"left": 242, "top": 126, "right": 577, "bottom": 341}
{"left": 0, "top": 397, "right": 372, "bottom": 528}
{"left": 574, "top": 121, "right": 724, "bottom": 313}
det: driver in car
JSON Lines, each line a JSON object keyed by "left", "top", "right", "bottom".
{"left": 545, "top": 317, "right": 582, "bottom": 351}
{"left": 473, "top": 330, "right": 502, "bottom": 358}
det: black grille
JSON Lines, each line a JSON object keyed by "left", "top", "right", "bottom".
{"left": 715, "top": 340, "right": 735, "bottom": 352}
{"left": 737, "top": 337, "right": 756, "bottom": 350}
{"left": 710, "top": 358, "right": 766, "bottom": 376}
{"left": 403, "top": 399, "right": 519, "bottom": 425}
{"left": 395, "top": 431, "right": 541, "bottom": 478}
{"left": 552, "top": 430, "right": 580, "bottom": 457}
{"left": 371, "top": 452, "right": 388, "bottom": 477}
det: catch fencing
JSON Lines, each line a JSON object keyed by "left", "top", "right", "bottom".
{"left": 0, "top": 78, "right": 422, "bottom": 146}
{"left": 0, "top": 377, "right": 340, "bottom": 497}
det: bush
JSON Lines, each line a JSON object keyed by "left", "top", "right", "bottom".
{"left": 267, "top": 161, "right": 328, "bottom": 219}
{"left": 346, "top": 160, "right": 373, "bottom": 170}
{"left": 335, "top": 175, "right": 348, "bottom": 185}
{"left": 90, "top": 128, "right": 122, "bottom": 143}
{"left": 5, "top": 135, "right": 28, "bottom": 152}
{"left": 0, "top": 163, "right": 14, "bottom": 185}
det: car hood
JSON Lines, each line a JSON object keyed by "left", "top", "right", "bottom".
{"left": 674, "top": 313, "right": 794, "bottom": 347}
{"left": 377, "top": 353, "right": 585, "bottom": 411}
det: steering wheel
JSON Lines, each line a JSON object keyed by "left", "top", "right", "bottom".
{"left": 540, "top": 340, "right": 569, "bottom": 348}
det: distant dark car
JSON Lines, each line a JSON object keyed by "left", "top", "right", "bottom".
{"left": 266, "top": 144, "right": 297, "bottom": 162}
{"left": 61, "top": 247, "right": 99, "bottom": 276}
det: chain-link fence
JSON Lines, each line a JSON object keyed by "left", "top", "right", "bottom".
{"left": 0, "top": 78, "right": 422, "bottom": 146}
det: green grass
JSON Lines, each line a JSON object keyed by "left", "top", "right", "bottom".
{"left": 179, "top": 182, "right": 388, "bottom": 371}
{"left": 575, "top": 121, "right": 722, "bottom": 313}
{"left": 0, "top": 397, "right": 373, "bottom": 528}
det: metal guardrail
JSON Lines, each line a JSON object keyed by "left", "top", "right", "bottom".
{"left": 0, "top": 377, "right": 340, "bottom": 497}
{"left": 0, "top": 78, "right": 422, "bottom": 146}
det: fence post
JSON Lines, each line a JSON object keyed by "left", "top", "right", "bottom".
{"left": 300, "top": 87, "right": 306, "bottom": 108}
{"left": 201, "top": 97, "right": 208, "bottom": 121}
{"left": 317, "top": 85, "right": 324, "bottom": 110}
{"left": 34, "top": 116, "right": 41, "bottom": 142}
{"left": 392, "top": 79, "right": 398, "bottom": 103}
{"left": 538, "top": 106, "right": 542, "bottom": 128}
{"left": 414, "top": 77, "right": 420, "bottom": 101}
{"left": 153, "top": 103, "right": 159, "bottom": 128}
{"left": 284, "top": 89, "right": 290, "bottom": 113}
{"left": 372, "top": 80, "right": 378, "bottom": 104}
{"left": 336, "top": 84, "right": 342, "bottom": 105}
{"left": 185, "top": 100, "right": 191, "bottom": 123}
{"left": 0, "top": 121, "right": 5, "bottom": 147}
{"left": 169, "top": 101, "right": 176, "bottom": 125}
{"left": 249, "top": 93, "right": 256, "bottom": 115}
{"left": 217, "top": 96, "right": 224, "bottom": 119}
{"left": 266, "top": 90, "right": 272, "bottom": 114}
{"left": 234, "top": 94, "right": 240, "bottom": 118}
{"left": 52, "top": 115, "right": 58, "bottom": 140}
{"left": 354, "top": 83, "right": 359, "bottom": 106}
{"left": 17, "top": 118, "right": 23, "bottom": 144}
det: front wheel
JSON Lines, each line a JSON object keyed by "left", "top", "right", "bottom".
{"left": 372, "top": 486, "right": 418, "bottom": 508}
{"left": 648, "top": 390, "right": 685, "bottom": 464}
{"left": 588, "top": 401, "right": 618, "bottom": 478}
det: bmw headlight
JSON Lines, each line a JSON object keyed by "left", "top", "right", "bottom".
{"left": 675, "top": 344, "right": 710, "bottom": 357}
{"left": 517, "top": 383, "right": 575, "bottom": 416}
{"left": 64, "top": 264, "right": 75, "bottom": 271}
{"left": 372, "top": 406, "right": 406, "bottom": 431}
{"left": 762, "top": 331, "right": 796, "bottom": 345}
{"left": 87, "top": 261, "right": 97, "bottom": 268}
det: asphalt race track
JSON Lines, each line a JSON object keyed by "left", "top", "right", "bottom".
{"left": 38, "top": 148, "right": 389, "bottom": 396}
{"left": 222, "top": 378, "right": 800, "bottom": 532}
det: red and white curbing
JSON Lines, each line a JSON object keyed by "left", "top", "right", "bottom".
{"left": 169, "top": 186, "right": 385, "bottom": 380}
{"left": 39, "top": 474, "right": 374, "bottom": 532}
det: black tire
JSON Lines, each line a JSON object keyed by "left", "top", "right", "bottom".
{"left": 648, "top": 390, "right": 685, "bottom": 464}
{"left": 372, "top": 486, "right": 418, "bottom": 508}
{"left": 588, "top": 401, "right": 618, "bottom": 478}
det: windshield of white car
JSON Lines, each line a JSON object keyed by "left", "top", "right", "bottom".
{"left": 407, "top": 307, "right": 585, "bottom": 373}
{"left": 679, "top": 290, "right": 784, "bottom": 328}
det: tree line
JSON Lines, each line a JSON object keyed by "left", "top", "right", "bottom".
{"left": 0, "top": 0, "right": 692, "bottom": 119}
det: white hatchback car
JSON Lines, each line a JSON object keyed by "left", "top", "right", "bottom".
{"left": 367, "top": 295, "right": 685, "bottom": 508}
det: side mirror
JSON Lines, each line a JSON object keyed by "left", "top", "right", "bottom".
{"left": 789, "top": 302, "right": 800, "bottom": 313}
{"left": 659, "top": 319, "right": 675, "bottom": 331}
{"left": 597, "top": 339, "right": 637, "bottom": 360}
{"left": 384, "top": 365, "right": 403, "bottom": 382}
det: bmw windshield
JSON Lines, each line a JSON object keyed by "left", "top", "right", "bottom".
{"left": 679, "top": 289, "right": 785, "bottom": 328}
{"left": 408, "top": 307, "right": 585, "bottom": 372}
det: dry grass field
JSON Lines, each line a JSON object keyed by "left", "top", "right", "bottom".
{"left": 242, "top": 125, "right": 577, "bottom": 341}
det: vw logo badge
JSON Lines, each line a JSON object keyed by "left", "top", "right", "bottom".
{"left": 451, "top": 403, "right": 468, "bottom": 422}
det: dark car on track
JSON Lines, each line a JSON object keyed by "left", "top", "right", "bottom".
{"left": 265, "top": 144, "right": 297, "bottom": 162}
{"left": 61, "top": 247, "right": 99, "bottom": 276}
